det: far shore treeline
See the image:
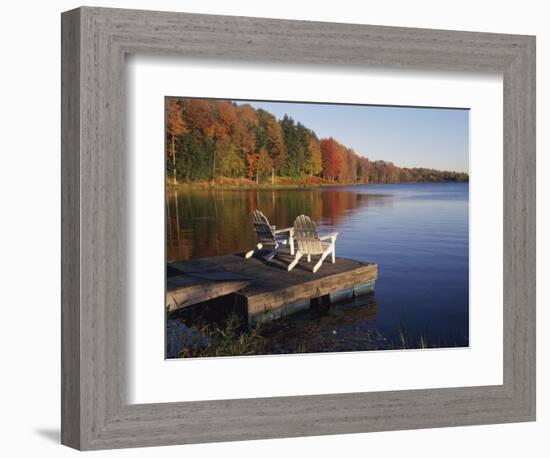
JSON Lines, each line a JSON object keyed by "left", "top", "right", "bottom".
{"left": 166, "top": 98, "right": 469, "bottom": 186}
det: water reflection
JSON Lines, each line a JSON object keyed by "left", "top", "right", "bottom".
{"left": 166, "top": 183, "right": 469, "bottom": 350}
{"left": 166, "top": 187, "right": 392, "bottom": 261}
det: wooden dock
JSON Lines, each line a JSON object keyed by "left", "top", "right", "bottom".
{"left": 167, "top": 251, "right": 377, "bottom": 325}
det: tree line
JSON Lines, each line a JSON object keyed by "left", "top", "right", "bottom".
{"left": 166, "top": 98, "right": 469, "bottom": 185}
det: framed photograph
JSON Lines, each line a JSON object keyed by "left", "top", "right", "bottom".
{"left": 164, "top": 97, "right": 469, "bottom": 358}
{"left": 61, "top": 6, "right": 535, "bottom": 450}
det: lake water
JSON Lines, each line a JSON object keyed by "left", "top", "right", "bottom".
{"left": 166, "top": 182, "right": 469, "bottom": 351}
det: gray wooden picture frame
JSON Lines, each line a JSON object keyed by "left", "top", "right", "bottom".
{"left": 61, "top": 6, "right": 536, "bottom": 451}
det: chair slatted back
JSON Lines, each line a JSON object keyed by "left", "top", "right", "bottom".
{"left": 293, "top": 215, "right": 324, "bottom": 255}
{"left": 252, "top": 210, "right": 277, "bottom": 245}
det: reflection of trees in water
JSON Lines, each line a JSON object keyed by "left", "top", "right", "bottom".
{"left": 166, "top": 188, "right": 393, "bottom": 261}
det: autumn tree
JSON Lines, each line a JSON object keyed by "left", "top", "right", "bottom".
{"left": 211, "top": 101, "right": 239, "bottom": 178}
{"left": 257, "top": 110, "right": 286, "bottom": 179}
{"left": 385, "top": 162, "right": 400, "bottom": 183}
{"left": 344, "top": 148, "right": 358, "bottom": 182}
{"left": 166, "top": 98, "right": 469, "bottom": 185}
{"left": 181, "top": 98, "right": 215, "bottom": 140}
{"left": 256, "top": 148, "right": 274, "bottom": 184}
{"left": 235, "top": 104, "right": 258, "bottom": 178}
{"left": 246, "top": 148, "right": 273, "bottom": 184}
{"left": 357, "top": 157, "right": 371, "bottom": 183}
{"left": 320, "top": 137, "right": 344, "bottom": 181}
{"left": 308, "top": 136, "right": 323, "bottom": 177}
{"left": 218, "top": 141, "right": 245, "bottom": 177}
{"left": 166, "top": 98, "right": 188, "bottom": 184}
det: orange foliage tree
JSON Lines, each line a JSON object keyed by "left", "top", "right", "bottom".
{"left": 166, "top": 98, "right": 469, "bottom": 185}
{"left": 320, "top": 137, "right": 344, "bottom": 181}
{"left": 308, "top": 136, "right": 323, "bottom": 176}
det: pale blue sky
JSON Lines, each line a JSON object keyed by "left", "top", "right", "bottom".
{"left": 236, "top": 100, "right": 469, "bottom": 173}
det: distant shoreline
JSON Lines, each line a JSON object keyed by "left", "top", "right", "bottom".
{"left": 166, "top": 177, "right": 469, "bottom": 191}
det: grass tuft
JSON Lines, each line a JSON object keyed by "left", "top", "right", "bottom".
{"left": 179, "top": 314, "right": 263, "bottom": 358}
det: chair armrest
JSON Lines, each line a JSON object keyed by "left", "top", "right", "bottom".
{"left": 273, "top": 227, "right": 294, "bottom": 235}
{"left": 319, "top": 232, "right": 339, "bottom": 241}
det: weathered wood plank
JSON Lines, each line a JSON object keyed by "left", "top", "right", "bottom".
{"left": 166, "top": 276, "right": 251, "bottom": 312}
{"left": 245, "top": 264, "right": 377, "bottom": 316}
{"left": 167, "top": 251, "right": 377, "bottom": 319}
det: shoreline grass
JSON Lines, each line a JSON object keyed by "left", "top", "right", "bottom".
{"left": 169, "top": 313, "right": 464, "bottom": 358}
{"left": 167, "top": 176, "right": 469, "bottom": 191}
{"left": 177, "top": 314, "right": 264, "bottom": 358}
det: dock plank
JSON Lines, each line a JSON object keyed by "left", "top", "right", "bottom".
{"left": 167, "top": 250, "right": 377, "bottom": 322}
{"left": 166, "top": 274, "right": 250, "bottom": 312}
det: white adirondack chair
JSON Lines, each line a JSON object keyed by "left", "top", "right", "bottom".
{"left": 245, "top": 210, "right": 295, "bottom": 261}
{"left": 288, "top": 215, "right": 338, "bottom": 273}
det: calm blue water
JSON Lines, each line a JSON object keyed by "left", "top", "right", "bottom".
{"left": 317, "top": 183, "right": 469, "bottom": 347}
{"left": 168, "top": 182, "right": 469, "bottom": 350}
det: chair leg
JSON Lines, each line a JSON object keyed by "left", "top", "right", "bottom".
{"left": 307, "top": 254, "right": 311, "bottom": 262}
{"left": 289, "top": 235, "right": 295, "bottom": 255}
{"left": 313, "top": 250, "right": 330, "bottom": 273}
{"left": 245, "top": 243, "right": 263, "bottom": 259}
{"left": 332, "top": 244, "right": 335, "bottom": 263}
{"left": 288, "top": 252, "right": 303, "bottom": 271}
